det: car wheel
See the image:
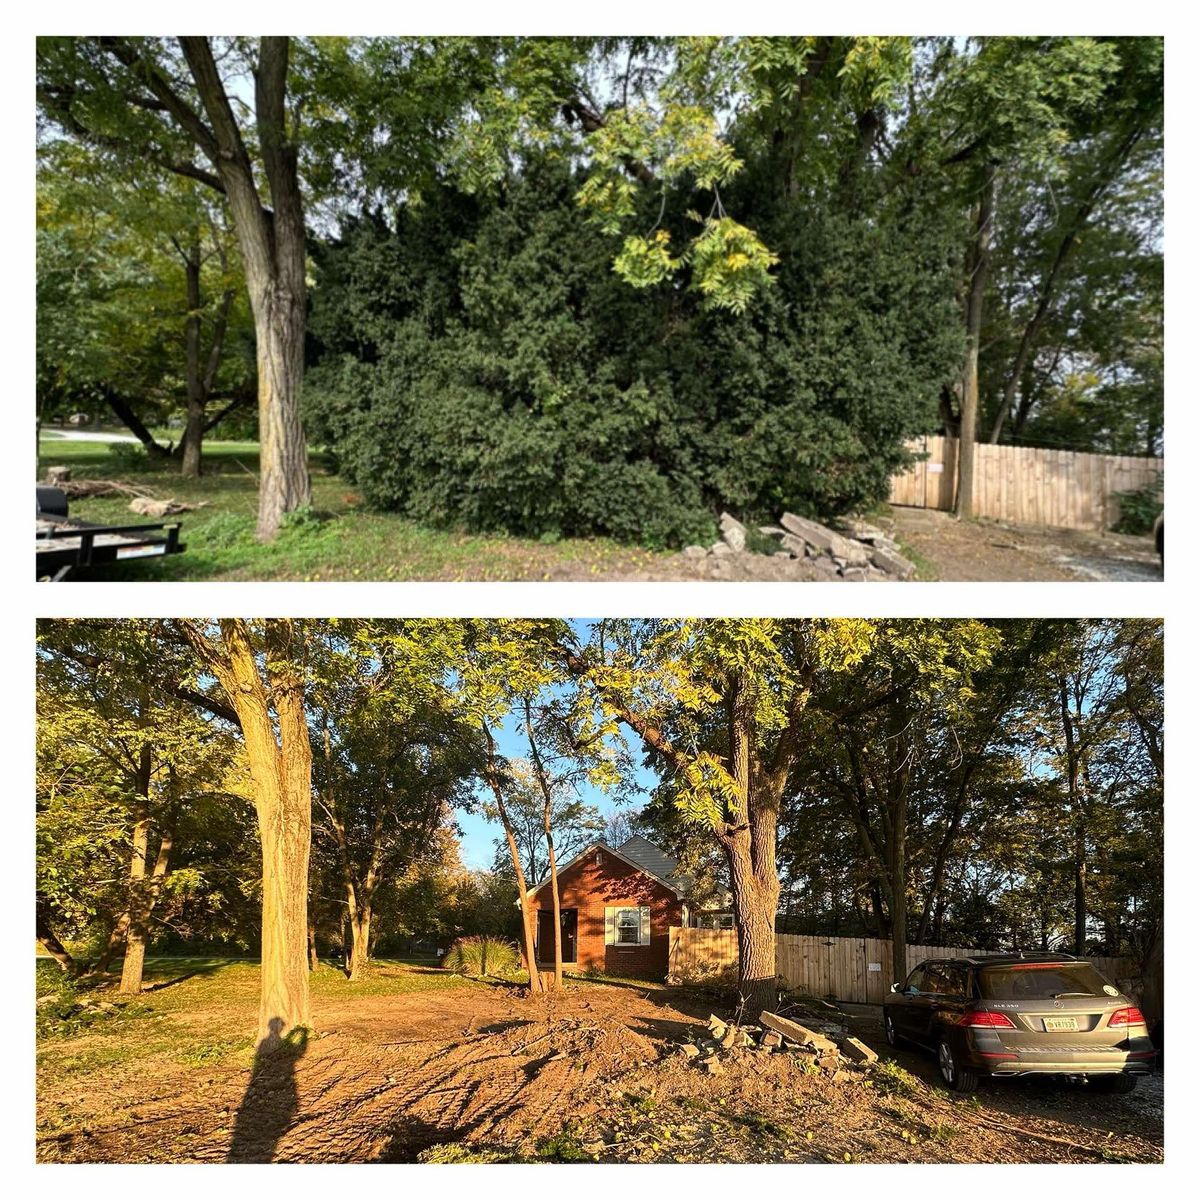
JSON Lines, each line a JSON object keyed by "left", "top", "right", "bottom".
{"left": 1092, "top": 1074, "right": 1138, "bottom": 1094}
{"left": 937, "top": 1038, "right": 979, "bottom": 1093}
{"left": 884, "top": 1011, "right": 898, "bottom": 1047}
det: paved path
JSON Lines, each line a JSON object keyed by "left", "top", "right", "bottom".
{"left": 40, "top": 428, "right": 141, "bottom": 444}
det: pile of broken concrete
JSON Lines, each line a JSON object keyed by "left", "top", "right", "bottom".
{"left": 683, "top": 512, "right": 915, "bottom": 581}
{"left": 680, "top": 1010, "right": 879, "bottom": 1079}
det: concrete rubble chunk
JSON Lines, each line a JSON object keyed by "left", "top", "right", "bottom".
{"left": 839, "top": 519, "right": 889, "bottom": 542}
{"left": 759, "top": 526, "right": 786, "bottom": 538}
{"left": 719, "top": 512, "right": 747, "bottom": 552}
{"left": 780, "top": 533, "right": 816, "bottom": 559}
{"left": 720, "top": 1024, "right": 741, "bottom": 1050}
{"left": 870, "top": 545, "right": 916, "bottom": 579}
{"left": 759, "top": 1011, "right": 840, "bottom": 1054}
{"left": 710, "top": 542, "right": 733, "bottom": 557}
{"left": 780, "top": 513, "right": 869, "bottom": 564}
{"left": 681, "top": 1043, "right": 702, "bottom": 1059}
{"left": 761, "top": 1030, "right": 783, "bottom": 1049}
{"left": 682, "top": 545, "right": 709, "bottom": 559}
{"left": 840, "top": 566, "right": 870, "bottom": 582}
{"left": 841, "top": 1037, "right": 878, "bottom": 1065}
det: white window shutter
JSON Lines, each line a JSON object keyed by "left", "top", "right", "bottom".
{"left": 640, "top": 906, "right": 651, "bottom": 945}
{"left": 604, "top": 907, "right": 616, "bottom": 946}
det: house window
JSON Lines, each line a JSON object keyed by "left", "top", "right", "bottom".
{"left": 616, "top": 908, "right": 641, "bottom": 944}
{"left": 605, "top": 905, "right": 651, "bottom": 946}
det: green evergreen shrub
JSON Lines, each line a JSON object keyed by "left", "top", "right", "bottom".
{"left": 305, "top": 158, "right": 962, "bottom": 546}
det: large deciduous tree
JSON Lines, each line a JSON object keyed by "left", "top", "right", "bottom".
{"left": 177, "top": 619, "right": 314, "bottom": 1047}
{"left": 309, "top": 621, "right": 480, "bottom": 980}
{"left": 38, "top": 37, "right": 311, "bottom": 537}
{"left": 560, "top": 619, "right": 874, "bottom": 1015}
{"left": 37, "top": 620, "right": 247, "bottom": 992}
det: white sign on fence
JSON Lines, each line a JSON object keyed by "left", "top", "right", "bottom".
{"left": 868, "top": 963, "right": 881, "bottom": 972}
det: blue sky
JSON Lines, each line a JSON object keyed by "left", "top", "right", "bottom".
{"left": 454, "top": 619, "right": 662, "bottom": 870}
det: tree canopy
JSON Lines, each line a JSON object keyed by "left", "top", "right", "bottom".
{"left": 37, "top": 37, "right": 1162, "bottom": 545}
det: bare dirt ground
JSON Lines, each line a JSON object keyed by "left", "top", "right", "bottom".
{"left": 541, "top": 508, "right": 1162, "bottom": 583}
{"left": 888, "top": 508, "right": 1162, "bottom": 582}
{"left": 37, "top": 966, "right": 1163, "bottom": 1164}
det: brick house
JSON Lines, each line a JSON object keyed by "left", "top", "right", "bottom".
{"left": 525, "top": 835, "right": 724, "bottom": 980}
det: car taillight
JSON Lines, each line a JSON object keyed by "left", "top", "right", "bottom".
{"left": 958, "top": 1010, "right": 1016, "bottom": 1028}
{"left": 1108, "top": 1006, "right": 1146, "bottom": 1027}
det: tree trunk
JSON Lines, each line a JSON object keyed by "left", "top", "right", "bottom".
{"left": 889, "top": 834, "right": 908, "bottom": 985}
{"left": 37, "top": 898, "right": 76, "bottom": 974}
{"left": 95, "top": 913, "right": 131, "bottom": 975}
{"left": 181, "top": 242, "right": 205, "bottom": 478}
{"left": 120, "top": 821, "right": 174, "bottom": 995}
{"left": 722, "top": 678, "right": 781, "bottom": 1018}
{"left": 482, "top": 723, "right": 544, "bottom": 995}
{"left": 308, "top": 922, "right": 318, "bottom": 972}
{"left": 177, "top": 37, "right": 311, "bottom": 541}
{"left": 956, "top": 162, "right": 995, "bottom": 518}
{"left": 116, "top": 747, "right": 153, "bottom": 994}
{"left": 182, "top": 619, "right": 313, "bottom": 1047}
{"left": 727, "top": 838, "right": 779, "bottom": 1018}
{"left": 104, "top": 392, "right": 170, "bottom": 458}
{"left": 1140, "top": 924, "right": 1163, "bottom": 1037}
{"left": 1073, "top": 822, "right": 1088, "bottom": 955}
{"left": 250, "top": 285, "right": 310, "bottom": 539}
{"left": 348, "top": 907, "right": 372, "bottom": 981}
{"left": 525, "top": 700, "right": 562, "bottom": 989}
{"left": 1058, "top": 675, "right": 1088, "bottom": 955}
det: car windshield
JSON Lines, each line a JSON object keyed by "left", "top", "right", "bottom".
{"left": 979, "top": 962, "right": 1113, "bottom": 1001}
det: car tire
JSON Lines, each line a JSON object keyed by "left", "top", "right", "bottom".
{"left": 937, "top": 1037, "right": 979, "bottom": 1093}
{"left": 883, "top": 1011, "right": 898, "bottom": 1047}
{"left": 1092, "top": 1074, "right": 1138, "bottom": 1094}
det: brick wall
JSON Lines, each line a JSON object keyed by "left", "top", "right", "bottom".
{"left": 531, "top": 846, "right": 682, "bottom": 980}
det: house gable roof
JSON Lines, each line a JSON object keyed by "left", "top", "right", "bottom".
{"left": 525, "top": 837, "right": 687, "bottom": 899}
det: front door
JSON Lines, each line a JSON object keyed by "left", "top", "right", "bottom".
{"left": 537, "top": 908, "right": 578, "bottom": 964}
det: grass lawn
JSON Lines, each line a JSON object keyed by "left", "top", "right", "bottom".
{"left": 37, "top": 434, "right": 677, "bottom": 581}
{"left": 36, "top": 955, "right": 477, "bottom": 1084}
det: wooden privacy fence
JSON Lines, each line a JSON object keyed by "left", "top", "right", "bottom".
{"left": 888, "top": 435, "right": 1162, "bottom": 533}
{"left": 667, "top": 927, "right": 1137, "bottom": 1007}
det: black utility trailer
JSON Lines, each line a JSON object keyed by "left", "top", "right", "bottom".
{"left": 36, "top": 486, "right": 186, "bottom": 580}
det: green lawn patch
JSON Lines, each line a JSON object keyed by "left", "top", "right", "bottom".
{"left": 37, "top": 435, "right": 675, "bottom": 582}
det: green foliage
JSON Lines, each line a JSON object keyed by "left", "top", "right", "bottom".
{"left": 417, "top": 1143, "right": 512, "bottom": 1164}
{"left": 306, "top": 155, "right": 961, "bottom": 544}
{"left": 872, "top": 1060, "right": 921, "bottom": 1098}
{"left": 35, "top": 138, "right": 254, "bottom": 435}
{"left": 535, "top": 1123, "right": 590, "bottom": 1162}
{"left": 1112, "top": 478, "right": 1163, "bottom": 535}
{"left": 441, "top": 934, "right": 521, "bottom": 978}
{"left": 687, "top": 218, "right": 779, "bottom": 313}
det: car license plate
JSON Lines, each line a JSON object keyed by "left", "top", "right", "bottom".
{"left": 1043, "top": 1016, "right": 1078, "bottom": 1031}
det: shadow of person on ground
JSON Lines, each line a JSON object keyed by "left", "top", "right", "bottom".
{"left": 226, "top": 1018, "right": 309, "bottom": 1163}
